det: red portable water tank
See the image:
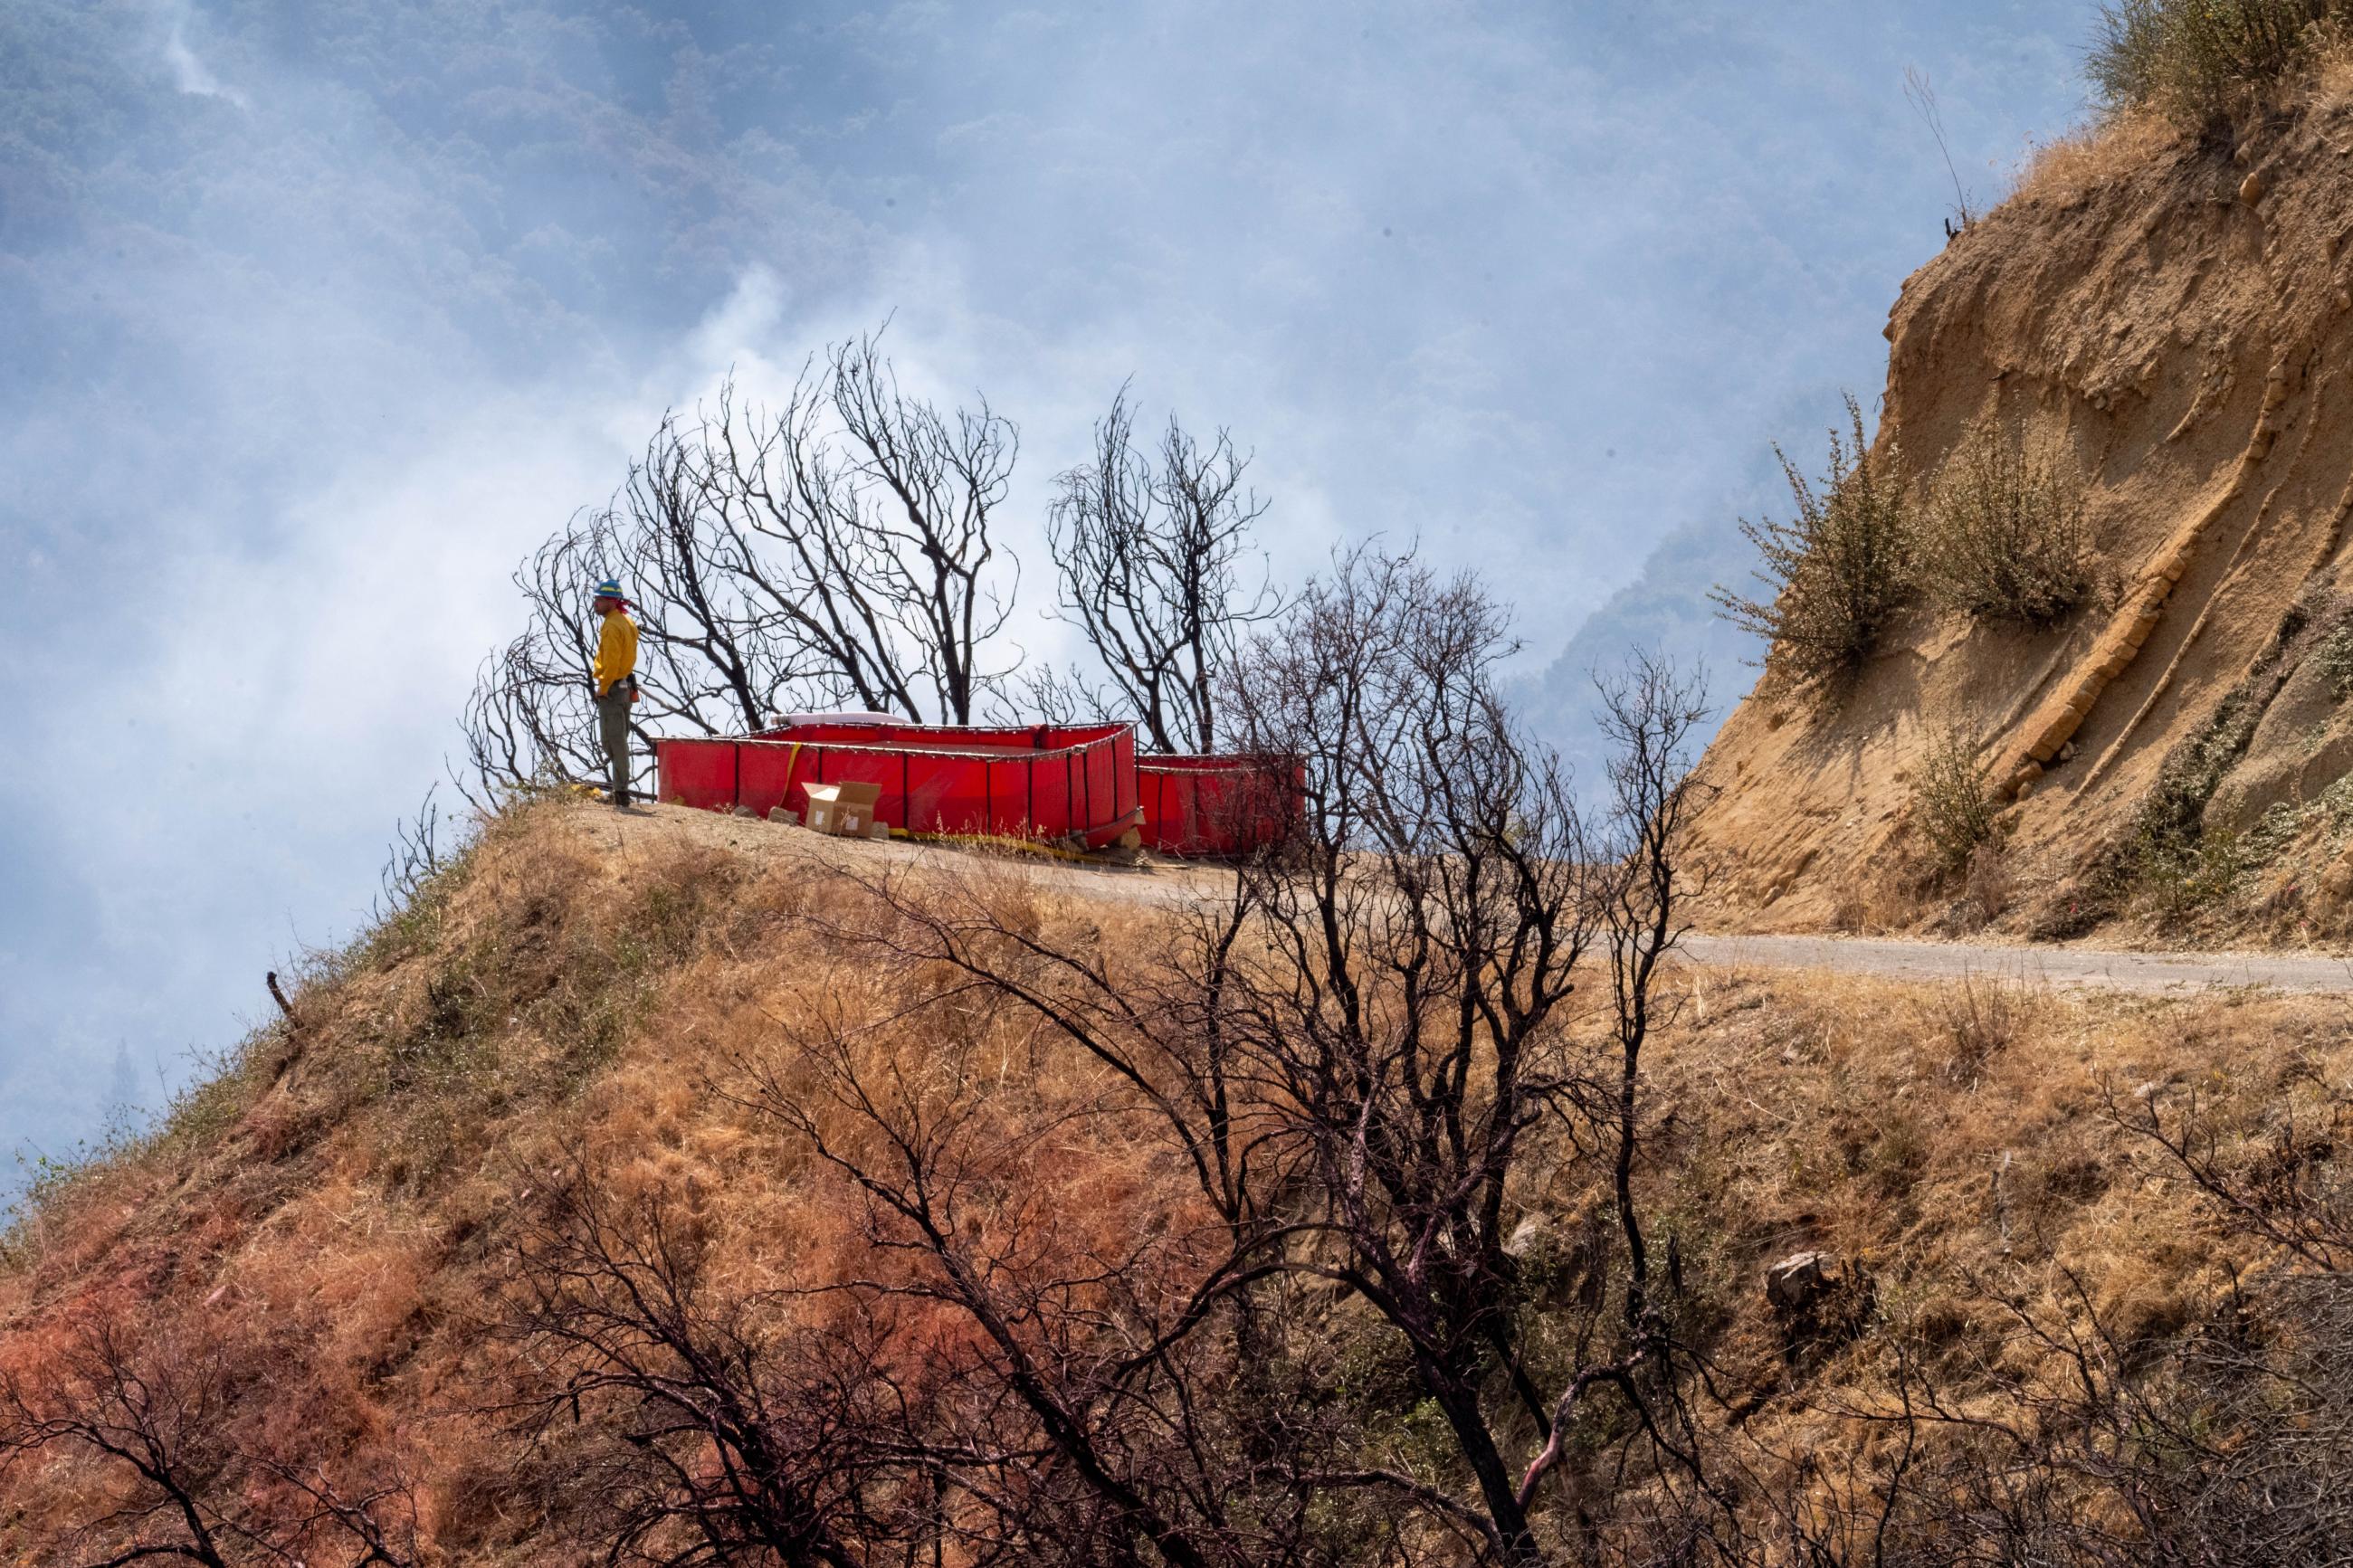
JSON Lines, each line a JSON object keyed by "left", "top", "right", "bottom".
{"left": 652, "top": 719, "right": 1301, "bottom": 857}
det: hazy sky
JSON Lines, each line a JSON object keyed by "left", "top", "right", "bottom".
{"left": 1, "top": 0, "right": 2098, "bottom": 1182}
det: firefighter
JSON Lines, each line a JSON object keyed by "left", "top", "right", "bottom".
{"left": 590, "top": 578, "right": 641, "bottom": 807}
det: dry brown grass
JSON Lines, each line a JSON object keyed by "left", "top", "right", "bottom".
{"left": 1961, "top": 841, "right": 2015, "bottom": 927}
{"left": 1644, "top": 965, "right": 2317, "bottom": 1384}
{"left": 0, "top": 803, "right": 1205, "bottom": 1562}
{"left": 5, "top": 801, "right": 2349, "bottom": 1560}
{"left": 2308, "top": 20, "right": 2353, "bottom": 102}
{"left": 2007, "top": 112, "right": 2181, "bottom": 209}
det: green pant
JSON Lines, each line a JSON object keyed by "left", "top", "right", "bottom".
{"left": 597, "top": 686, "right": 634, "bottom": 803}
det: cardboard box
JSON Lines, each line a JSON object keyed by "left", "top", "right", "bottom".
{"left": 801, "top": 780, "right": 883, "bottom": 838}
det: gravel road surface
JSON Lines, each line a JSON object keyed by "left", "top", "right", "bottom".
{"left": 605, "top": 803, "right": 2353, "bottom": 995}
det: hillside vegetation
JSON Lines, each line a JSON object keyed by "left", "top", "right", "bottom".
{"left": 1697, "top": 25, "right": 2353, "bottom": 946}
{"left": 24, "top": 8, "right": 2353, "bottom": 1562}
{"left": 4, "top": 798, "right": 2352, "bottom": 1564}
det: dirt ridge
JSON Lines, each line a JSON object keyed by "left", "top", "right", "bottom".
{"left": 1694, "top": 101, "right": 2353, "bottom": 942}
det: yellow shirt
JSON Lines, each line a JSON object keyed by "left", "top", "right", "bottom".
{"left": 594, "top": 610, "right": 639, "bottom": 696}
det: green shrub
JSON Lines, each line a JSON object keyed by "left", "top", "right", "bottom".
{"left": 1713, "top": 394, "right": 1912, "bottom": 704}
{"left": 2134, "top": 824, "right": 2253, "bottom": 922}
{"left": 2115, "top": 605, "right": 2313, "bottom": 924}
{"left": 2314, "top": 621, "right": 2353, "bottom": 699}
{"left": 1920, "top": 423, "right": 2091, "bottom": 628}
{"left": 1914, "top": 727, "right": 2001, "bottom": 876}
{"left": 2091, "top": 0, "right": 2352, "bottom": 125}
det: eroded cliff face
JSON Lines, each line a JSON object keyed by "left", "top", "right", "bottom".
{"left": 1696, "top": 103, "right": 2353, "bottom": 937}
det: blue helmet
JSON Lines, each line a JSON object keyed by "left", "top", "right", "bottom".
{"left": 593, "top": 578, "right": 625, "bottom": 601}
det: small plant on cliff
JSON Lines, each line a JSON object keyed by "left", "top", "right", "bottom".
{"left": 1920, "top": 422, "right": 2091, "bottom": 628}
{"left": 2091, "top": 0, "right": 2353, "bottom": 126}
{"left": 2316, "top": 620, "right": 2353, "bottom": 699}
{"left": 1712, "top": 394, "right": 1912, "bottom": 703}
{"left": 2113, "top": 603, "right": 2322, "bottom": 925}
{"left": 1914, "top": 727, "right": 2002, "bottom": 876}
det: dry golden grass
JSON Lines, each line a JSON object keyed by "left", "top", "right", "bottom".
{"left": 3, "top": 800, "right": 2347, "bottom": 1560}
{"left": 2308, "top": 24, "right": 2353, "bottom": 104}
{"left": 1639, "top": 960, "right": 2349, "bottom": 1494}
{"left": 2006, "top": 112, "right": 2182, "bottom": 209}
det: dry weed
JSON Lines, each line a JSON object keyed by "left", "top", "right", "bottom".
{"left": 1963, "top": 841, "right": 2015, "bottom": 926}
{"left": 1929, "top": 973, "right": 2037, "bottom": 1087}
{"left": 2008, "top": 113, "right": 2180, "bottom": 207}
{"left": 2309, "top": 15, "right": 2353, "bottom": 100}
{"left": 2091, "top": 0, "right": 2353, "bottom": 126}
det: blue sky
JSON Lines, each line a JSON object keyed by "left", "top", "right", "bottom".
{"left": 0, "top": 0, "right": 2098, "bottom": 1181}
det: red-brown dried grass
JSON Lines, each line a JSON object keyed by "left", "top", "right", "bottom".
{"left": 2, "top": 801, "right": 2344, "bottom": 1560}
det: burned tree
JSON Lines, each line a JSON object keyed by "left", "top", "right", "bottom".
{"left": 1214, "top": 554, "right": 1725, "bottom": 1561}
{"left": 496, "top": 1153, "right": 949, "bottom": 1568}
{"left": 1034, "top": 385, "right": 1277, "bottom": 752}
{"left": 725, "top": 546, "right": 1720, "bottom": 1564}
{"left": 738, "top": 1016, "right": 1322, "bottom": 1568}
{"left": 694, "top": 334, "right": 1022, "bottom": 728}
{"left": 462, "top": 329, "right": 1021, "bottom": 801}
{"left": 459, "top": 509, "right": 622, "bottom": 799}
{"left": 0, "top": 1312, "right": 417, "bottom": 1566}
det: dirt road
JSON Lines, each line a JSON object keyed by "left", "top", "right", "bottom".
{"left": 1682, "top": 932, "right": 2353, "bottom": 995}
{"left": 607, "top": 803, "right": 2353, "bottom": 996}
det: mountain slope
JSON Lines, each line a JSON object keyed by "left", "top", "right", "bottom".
{"left": 1, "top": 800, "right": 2337, "bottom": 1562}
{"left": 1695, "top": 101, "right": 2353, "bottom": 939}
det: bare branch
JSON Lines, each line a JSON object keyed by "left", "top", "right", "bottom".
{"left": 1042, "top": 384, "right": 1279, "bottom": 751}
